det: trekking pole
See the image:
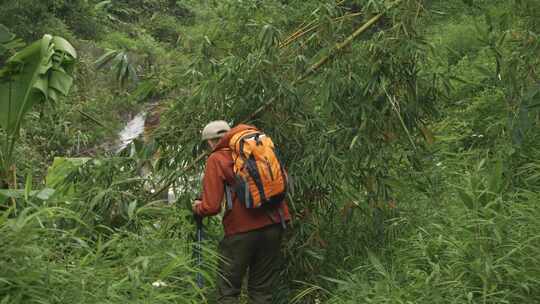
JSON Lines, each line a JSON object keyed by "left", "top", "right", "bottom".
{"left": 193, "top": 208, "right": 204, "bottom": 288}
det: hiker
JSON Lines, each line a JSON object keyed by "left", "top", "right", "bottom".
{"left": 192, "top": 120, "right": 291, "bottom": 304}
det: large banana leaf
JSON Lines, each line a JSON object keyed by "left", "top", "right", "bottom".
{"left": 0, "top": 34, "right": 76, "bottom": 181}
{"left": 0, "top": 34, "right": 77, "bottom": 137}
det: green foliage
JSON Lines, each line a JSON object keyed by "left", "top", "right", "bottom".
{"left": 0, "top": 24, "right": 25, "bottom": 63}
{"left": 148, "top": 15, "right": 183, "bottom": 45}
{"left": 46, "top": 157, "right": 90, "bottom": 188}
{"left": 95, "top": 49, "right": 138, "bottom": 89}
{"left": 326, "top": 156, "right": 540, "bottom": 304}
{"left": 430, "top": 15, "right": 484, "bottom": 65}
{"left": 0, "top": 0, "right": 102, "bottom": 41}
{"left": 92, "top": 0, "right": 194, "bottom": 29}
{"left": 0, "top": 205, "right": 215, "bottom": 304}
{"left": 56, "top": 0, "right": 105, "bottom": 40}
{"left": 0, "top": 0, "right": 539, "bottom": 303}
{"left": 141, "top": 3, "right": 435, "bottom": 303}
{"left": 0, "top": 146, "right": 218, "bottom": 302}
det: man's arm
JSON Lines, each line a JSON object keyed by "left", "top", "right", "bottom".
{"left": 194, "top": 155, "right": 224, "bottom": 216}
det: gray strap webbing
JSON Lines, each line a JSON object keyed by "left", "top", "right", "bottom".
{"left": 225, "top": 185, "right": 233, "bottom": 210}
{"left": 244, "top": 182, "right": 250, "bottom": 208}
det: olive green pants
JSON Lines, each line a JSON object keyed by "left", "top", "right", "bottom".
{"left": 216, "top": 224, "right": 284, "bottom": 304}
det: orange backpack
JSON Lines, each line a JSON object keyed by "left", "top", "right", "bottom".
{"left": 225, "top": 127, "right": 287, "bottom": 211}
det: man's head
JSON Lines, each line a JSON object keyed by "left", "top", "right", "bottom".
{"left": 202, "top": 120, "right": 230, "bottom": 149}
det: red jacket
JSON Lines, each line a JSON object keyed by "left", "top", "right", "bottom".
{"left": 195, "top": 124, "right": 291, "bottom": 236}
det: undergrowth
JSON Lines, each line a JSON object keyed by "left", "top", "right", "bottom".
{"left": 1, "top": 0, "right": 539, "bottom": 303}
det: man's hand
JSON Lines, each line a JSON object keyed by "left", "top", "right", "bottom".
{"left": 192, "top": 200, "right": 202, "bottom": 214}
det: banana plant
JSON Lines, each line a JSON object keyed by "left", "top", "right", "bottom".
{"left": 0, "top": 33, "right": 77, "bottom": 188}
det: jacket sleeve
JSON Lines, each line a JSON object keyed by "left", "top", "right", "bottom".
{"left": 196, "top": 154, "right": 224, "bottom": 216}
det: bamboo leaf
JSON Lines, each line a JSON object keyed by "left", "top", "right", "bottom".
{"left": 367, "top": 251, "right": 388, "bottom": 278}
{"left": 458, "top": 189, "right": 475, "bottom": 210}
{"left": 0, "top": 24, "right": 14, "bottom": 43}
{"left": 127, "top": 200, "right": 137, "bottom": 219}
{"left": 420, "top": 125, "right": 435, "bottom": 145}
{"left": 0, "top": 188, "right": 55, "bottom": 201}
{"left": 349, "top": 134, "right": 359, "bottom": 149}
{"left": 319, "top": 275, "right": 348, "bottom": 285}
{"left": 131, "top": 80, "right": 156, "bottom": 102}
{"left": 95, "top": 49, "right": 118, "bottom": 69}
{"left": 24, "top": 172, "right": 32, "bottom": 201}
{"left": 488, "top": 158, "right": 503, "bottom": 194}
{"left": 94, "top": 0, "right": 112, "bottom": 11}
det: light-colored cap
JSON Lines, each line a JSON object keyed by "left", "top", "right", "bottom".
{"left": 201, "top": 120, "right": 230, "bottom": 141}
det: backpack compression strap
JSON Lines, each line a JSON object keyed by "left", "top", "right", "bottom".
{"left": 225, "top": 185, "right": 233, "bottom": 210}
{"left": 224, "top": 183, "right": 286, "bottom": 229}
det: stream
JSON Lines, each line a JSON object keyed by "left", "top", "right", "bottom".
{"left": 115, "top": 111, "right": 147, "bottom": 153}
{"left": 113, "top": 105, "right": 180, "bottom": 204}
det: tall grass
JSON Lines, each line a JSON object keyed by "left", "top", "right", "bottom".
{"left": 0, "top": 203, "right": 216, "bottom": 303}
{"left": 0, "top": 154, "right": 218, "bottom": 303}
{"left": 323, "top": 154, "right": 540, "bottom": 304}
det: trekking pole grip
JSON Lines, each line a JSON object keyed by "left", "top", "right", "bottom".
{"left": 193, "top": 194, "right": 203, "bottom": 229}
{"left": 194, "top": 213, "right": 203, "bottom": 229}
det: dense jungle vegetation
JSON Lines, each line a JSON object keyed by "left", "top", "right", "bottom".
{"left": 1, "top": 0, "right": 540, "bottom": 303}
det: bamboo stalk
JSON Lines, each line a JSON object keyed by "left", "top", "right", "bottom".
{"left": 280, "top": 0, "right": 348, "bottom": 48}
{"left": 297, "top": 12, "right": 383, "bottom": 82}
{"left": 249, "top": 12, "right": 383, "bottom": 120}
{"left": 10, "top": 165, "right": 17, "bottom": 211}
{"left": 279, "top": 12, "right": 364, "bottom": 49}
{"left": 10, "top": 165, "right": 16, "bottom": 189}
{"left": 280, "top": 20, "right": 317, "bottom": 48}
{"left": 77, "top": 109, "right": 115, "bottom": 133}
{"left": 151, "top": 11, "right": 387, "bottom": 199}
